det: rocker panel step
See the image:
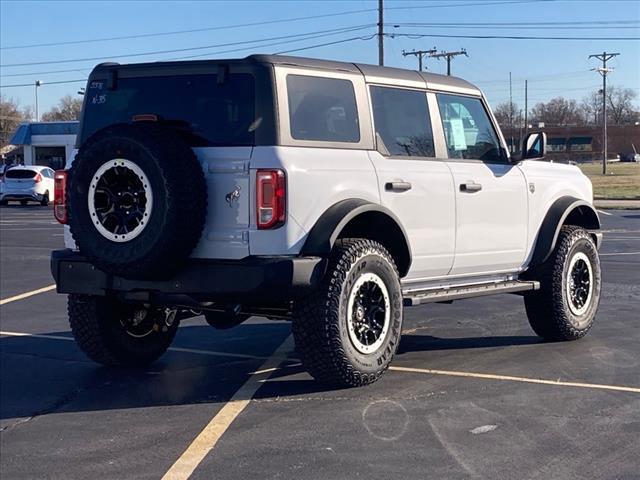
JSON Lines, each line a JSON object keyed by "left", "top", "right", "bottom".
{"left": 403, "top": 280, "right": 540, "bottom": 307}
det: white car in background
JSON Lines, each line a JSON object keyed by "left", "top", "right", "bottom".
{"left": 0, "top": 165, "right": 56, "bottom": 206}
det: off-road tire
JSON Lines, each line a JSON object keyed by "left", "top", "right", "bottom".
{"left": 524, "top": 226, "right": 601, "bottom": 341}
{"left": 292, "top": 239, "right": 403, "bottom": 387}
{"left": 67, "top": 123, "right": 207, "bottom": 280}
{"left": 68, "top": 294, "right": 179, "bottom": 367}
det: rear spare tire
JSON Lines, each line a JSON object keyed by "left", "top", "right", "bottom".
{"left": 68, "top": 123, "right": 207, "bottom": 279}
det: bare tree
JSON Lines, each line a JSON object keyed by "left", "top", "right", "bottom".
{"left": 606, "top": 85, "right": 638, "bottom": 125}
{"left": 493, "top": 101, "right": 523, "bottom": 130}
{"left": 0, "top": 96, "right": 33, "bottom": 148}
{"left": 580, "top": 91, "right": 602, "bottom": 125}
{"left": 529, "top": 97, "right": 582, "bottom": 126}
{"left": 41, "top": 95, "right": 83, "bottom": 122}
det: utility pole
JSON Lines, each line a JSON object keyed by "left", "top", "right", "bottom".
{"left": 509, "top": 72, "right": 513, "bottom": 153}
{"left": 378, "top": 0, "right": 384, "bottom": 66}
{"left": 524, "top": 80, "right": 528, "bottom": 132}
{"left": 402, "top": 48, "right": 437, "bottom": 71}
{"left": 428, "top": 49, "right": 468, "bottom": 76}
{"left": 35, "top": 80, "right": 42, "bottom": 122}
{"left": 589, "top": 51, "right": 620, "bottom": 175}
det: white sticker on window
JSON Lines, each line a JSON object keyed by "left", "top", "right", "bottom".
{"left": 449, "top": 118, "right": 467, "bottom": 150}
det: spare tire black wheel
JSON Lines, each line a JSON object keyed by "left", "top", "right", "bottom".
{"left": 67, "top": 123, "right": 207, "bottom": 279}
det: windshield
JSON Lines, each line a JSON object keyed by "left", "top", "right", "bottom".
{"left": 80, "top": 73, "right": 256, "bottom": 146}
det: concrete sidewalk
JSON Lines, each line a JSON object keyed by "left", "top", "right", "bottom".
{"left": 595, "top": 199, "right": 640, "bottom": 209}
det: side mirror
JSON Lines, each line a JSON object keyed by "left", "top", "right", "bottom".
{"left": 522, "top": 132, "right": 547, "bottom": 160}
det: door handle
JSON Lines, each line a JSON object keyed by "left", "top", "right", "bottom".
{"left": 460, "top": 181, "right": 482, "bottom": 193}
{"left": 385, "top": 181, "right": 412, "bottom": 192}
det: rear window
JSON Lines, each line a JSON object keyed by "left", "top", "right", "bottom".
{"left": 5, "top": 169, "right": 37, "bottom": 179}
{"left": 286, "top": 75, "right": 360, "bottom": 143}
{"left": 81, "top": 73, "right": 256, "bottom": 146}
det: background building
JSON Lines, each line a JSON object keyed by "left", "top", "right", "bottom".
{"left": 3, "top": 121, "right": 78, "bottom": 170}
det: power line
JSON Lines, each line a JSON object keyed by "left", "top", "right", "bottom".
{"left": 388, "top": 32, "right": 640, "bottom": 41}
{"left": 166, "top": 28, "right": 376, "bottom": 60}
{"left": 0, "top": 32, "right": 378, "bottom": 88}
{"left": 0, "top": 24, "right": 374, "bottom": 68}
{"left": 0, "top": 9, "right": 377, "bottom": 50}
{"left": 275, "top": 35, "right": 377, "bottom": 55}
{"left": 0, "top": 0, "right": 548, "bottom": 50}
{"left": 392, "top": 20, "right": 640, "bottom": 27}
{"left": 0, "top": 79, "right": 86, "bottom": 89}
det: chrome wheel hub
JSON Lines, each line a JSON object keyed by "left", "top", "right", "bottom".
{"left": 347, "top": 273, "right": 391, "bottom": 354}
{"left": 88, "top": 159, "right": 153, "bottom": 242}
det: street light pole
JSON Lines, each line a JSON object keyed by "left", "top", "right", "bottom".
{"left": 35, "top": 80, "right": 42, "bottom": 122}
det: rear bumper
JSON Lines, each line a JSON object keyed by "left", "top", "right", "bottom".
{"left": 51, "top": 249, "right": 326, "bottom": 301}
{"left": 1, "top": 192, "right": 44, "bottom": 201}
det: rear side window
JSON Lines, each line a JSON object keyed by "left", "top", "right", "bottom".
{"left": 286, "top": 75, "right": 360, "bottom": 143}
{"left": 81, "top": 74, "right": 256, "bottom": 146}
{"left": 370, "top": 86, "right": 434, "bottom": 157}
{"left": 5, "top": 169, "right": 37, "bottom": 179}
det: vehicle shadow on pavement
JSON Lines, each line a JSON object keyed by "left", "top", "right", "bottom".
{"left": 398, "top": 333, "right": 543, "bottom": 354}
{"left": 0, "top": 324, "right": 550, "bottom": 421}
{"left": 0, "top": 323, "right": 334, "bottom": 420}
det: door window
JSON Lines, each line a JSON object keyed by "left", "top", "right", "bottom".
{"left": 370, "top": 86, "right": 434, "bottom": 157}
{"left": 287, "top": 75, "right": 360, "bottom": 143}
{"left": 437, "top": 94, "right": 503, "bottom": 163}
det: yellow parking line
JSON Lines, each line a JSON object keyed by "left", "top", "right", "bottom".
{"left": 162, "top": 335, "right": 294, "bottom": 480}
{"left": 389, "top": 366, "right": 640, "bottom": 394}
{"left": 0, "top": 284, "right": 56, "bottom": 306}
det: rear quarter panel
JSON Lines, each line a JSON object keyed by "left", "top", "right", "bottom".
{"left": 249, "top": 146, "right": 380, "bottom": 255}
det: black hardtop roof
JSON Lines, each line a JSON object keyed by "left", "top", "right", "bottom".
{"left": 91, "top": 54, "right": 480, "bottom": 93}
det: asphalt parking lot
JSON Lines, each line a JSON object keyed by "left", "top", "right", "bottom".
{"left": 1, "top": 205, "right": 639, "bottom": 480}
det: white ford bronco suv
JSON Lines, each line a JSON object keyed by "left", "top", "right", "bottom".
{"left": 51, "top": 55, "right": 602, "bottom": 387}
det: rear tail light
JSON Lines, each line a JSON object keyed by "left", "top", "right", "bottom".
{"left": 34, "top": 173, "right": 42, "bottom": 183}
{"left": 256, "top": 169, "right": 286, "bottom": 229}
{"left": 53, "top": 170, "right": 68, "bottom": 224}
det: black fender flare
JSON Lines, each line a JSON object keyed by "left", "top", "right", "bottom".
{"left": 300, "top": 199, "right": 412, "bottom": 276}
{"left": 529, "top": 196, "right": 601, "bottom": 268}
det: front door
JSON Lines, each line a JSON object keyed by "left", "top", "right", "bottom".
{"left": 367, "top": 85, "right": 456, "bottom": 280}
{"left": 436, "top": 93, "right": 528, "bottom": 276}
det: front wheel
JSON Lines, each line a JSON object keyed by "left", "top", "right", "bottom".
{"left": 524, "top": 226, "right": 601, "bottom": 341}
{"left": 292, "top": 239, "right": 403, "bottom": 387}
{"left": 68, "top": 294, "right": 179, "bottom": 366}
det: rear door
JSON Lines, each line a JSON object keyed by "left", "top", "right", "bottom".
{"left": 435, "top": 93, "right": 528, "bottom": 275}
{"left": 367, "top": 85, "right": 456, "bottom": 280}
{"left": 4, "top": 168, "right": 37, "bottom": 192}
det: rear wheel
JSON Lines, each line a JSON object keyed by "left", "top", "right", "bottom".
{"left": 68, "top": 294, "right": 179, "bottom": 366}
{"left": 20, "top": 199, "right": 28, "bottom": 206}
{"left": 292, "top": 239, "right": 403, "bottom": 387}
{"left": 40, "top": 191, "right": 49, "bottom": 206}
{"left": 524, "top": 226, "right": 601, "bottom": 341}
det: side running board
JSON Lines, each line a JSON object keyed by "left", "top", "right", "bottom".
{"left": 403, "top": 280, "right": 540, "bottom": 307}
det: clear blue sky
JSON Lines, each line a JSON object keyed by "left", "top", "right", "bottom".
{"left": 1, "top": 0, "right": 639, "bottom": 116}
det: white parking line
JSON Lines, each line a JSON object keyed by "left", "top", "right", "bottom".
{"left": 388, "top": 366, "right": 640, "bottom": 394}
{"left": 0, "top": 284, "right": 56, "bottom": 305}
{"left": 600, "top": 251, "right": 640, "bottom": 256}
{"left": 161, "top": 336, "right": 294, "bottom": 480}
